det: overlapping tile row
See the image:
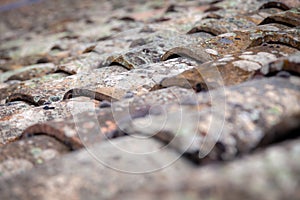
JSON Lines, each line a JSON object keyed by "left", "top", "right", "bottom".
{"left": 0, "top": 63, "right": 197, "bottom": 144}
{"left": 158, "top": 43, "right": 299, "bottom": 90}
{"left": 0, "top": 137, "right": 195, "bottom": 200}
{"left": 0, "top": 0, "right": 152, "bottom": 71}
{"left": 0, "top": 72, "right": 68, "bottom": 105}
{"left": 17, "top": 87, "right": 195, "bottom": 149}
{"left": 167, "top": 25, "right": 300, "bottom": 61}
{"left": 0, "top": 0, "right": 210, "bottom": 73}
{"left": 215, "top": 0, "right": 300, "bottom": 14}
{"left": 0, "top": 66, "right": 127, "bottom": 105}
{"left": 1, "top": 98, "right": 79, "bottom": 144}
{"left": 0, "top": 133, "right": 299, "bottom": 199}
{"left": 0, "top": 63, "right": 57, "bottom": 83}
{"left": 1, "top": 57, "right": 197, "bottom": 107}
{"left": 105, "top": 30, "right": 201, "bottom": 69}
{"left": 14, "top": 77, "right": 300, "bottom": 163}
{"left": 123, "top": 77, "right": 300, "bottom": 163}
{"left": 115, "top": 138, "right": 300, "bottom": 200}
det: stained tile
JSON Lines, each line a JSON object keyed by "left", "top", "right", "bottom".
{"left": 113, "top": 139, "right": 300, "bottom": 200}
{"left": 261, "top": 52, "right": 300, "bottom": 75}
{"left": 0, "top": 135, "right": 69, "bottom": 171}
{"left": 259, "top": 8, "right": 300, "bottom": 27}
{"left": 0, "top": 63, "right": 57, "bottom": 83}
{"left": 106, "top": 31, "right": 199, "bottom": 69}
{"left": 159, "top": 43, "right": 298, "bottom": 90}
{"left": 20, "top": 86, "right": 195, "bottom": 150}
{"left": 0, "top": 137, "right": 194, "bottom": 199}
{"left": 124, "top": 77, "right": 300, "bottom": 163}
{"left": 0, "top": 0, "right": 300, "bottom": 198}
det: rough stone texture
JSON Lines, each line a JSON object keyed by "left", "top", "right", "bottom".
{"left": 115, "top": 139, "right": 300, "bottom": 200}
{"left": 15, "top": 77, "right": 300, "bottom": 164}
{"left": 1, "top": 57, "right": 198, "bottom": 106}
{"left": 159, "top": 43, "right": 298, "bottom": 90}
{"left": 20, "top": 87, "right": 196, "bottom": 150}
{"left": 0, "top": 0, "right": 299, "bottom": 199}
{"left": 106, "top": 31, "right": 200, "bottom": 69}
{"left": 0, "top": 98, "right": 76, "bottom": 144}
{"left": 0, "top": 135, "right": 70, "bottom": 176}
{"left": 259, "top": 8, "right": 300, "bottom": 27}
{"left": 124, "top": 77, "right": 300, "bottom": 162}
{"left": 0, "top": 72, "right": 68, "bottom": 104}
{"left": 261, "top": 52, "right": 300, "bottom": 75}
{"left": 198, "top": 26, "right": 300, "bottom": 58}
{"left": 0, "top": 63, "right": 57, "bottom": 83}
{"left": 187, "top": 15, "right": 257, "bottom": 36}
{"left": 0, "top": 137, "right": 195, "bottom": 200}
{"left": 0, "top": 137, "right": 299, "bottom": 200}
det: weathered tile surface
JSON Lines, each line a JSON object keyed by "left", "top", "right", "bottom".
{"left": 159, "top": 43, "right": 299, "bottom": 90}
{"left": 0, "top": 0, "right": 299, "bottom": 199}
{"left": 114, "top": 138, "right": 300, "bottom": 200}
{"left": 123, "top": 77, "right": 300, "bottom": 162}
{"left": 0, "top": 137, "right": 195, "bottom": 200}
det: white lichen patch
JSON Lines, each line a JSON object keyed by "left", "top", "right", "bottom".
{"left": 257, "top": 25, "right": 280, "bottom": 32}
{"left": 242, "top": 51, "right": 253, "bottom": 55}
{"left": 289, "top": 52, "right": 300, "bottom": 63}
{"left": 279, "top": 52, "right": 289, "bottom": 57}
{"left": 64, "top": 126, "right": 77, "bottom": 137}
{"left": 40, "top": 149, "right": 59, "bottom": 161}
{"left": 205, "top": 49, "right": 218, "bottom": 56}
{"left": 239, "top": 52, "right": 277, "bottom": 66}
{"left": 218, "top": 57, "right": 235, "bottom": 62}
{"left": 232, "top": 60, "right": 261, "bottom": 71}
{"left": 218, "top": 32, "right": 236, "bottom": 38}
{"left": 216, "top": 62, "right": 227, "bottom": 66}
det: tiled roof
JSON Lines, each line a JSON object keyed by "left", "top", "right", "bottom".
{"left": 0, "top": 0, "right": 300, "bottom": 199}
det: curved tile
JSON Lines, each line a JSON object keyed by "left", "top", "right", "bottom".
{"left": 0, "top": 135, "right": 69, "bottom": 169}
{"left": 0, "top": 72, "right": 68, "bottom": 104}
{"left": 259, "top": 8, "right": 300, "bottom": 27}
{"left": 4, "top": 66, "right": 127, "bottom": 105}
{"left": 159, "top": 43, "right": 298, "bottom": 91}
{"left": 63, "top": 88, "right": 119, "bottom": 102}
{"left": 106, "top": 31, "right": 199, "bottom": 69}
{"left": 187, "top": 17, "right": 256, "bottom": 36}
{"left": 114, "top": 139, "right": 300, "bottom": 200}
{"left": 217, "top": 0, "right": 299, "bottom": 14}
{"left": 0, "top": 63, "right": 57, "bottom": 83}
{"left": 124, "top": 77, "right": 300, "bottom": 163}
{"left": 259, "top": 1, "right": 291, "bottom": 11}
{"left": 161, "top": 46, "right": 213, "bottom": 62}
{"left": 200, "top": 26, "right": 300, "bottom": 56}
{"left": 95, "top": 57, "right": 197, "bottom": 97}
{"left": 0, "top": 99, "right": 72, "bottom": 144}
{"left": 20, "top": 86, "right": 196, "bottom": 150}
